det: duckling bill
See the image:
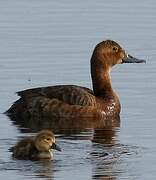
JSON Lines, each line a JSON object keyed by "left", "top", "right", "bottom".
{"left": 10, "top": 130, "right": 61, "bottom": 160}
{"left": 6, "top": 40, "right": 146, "bottom": 118}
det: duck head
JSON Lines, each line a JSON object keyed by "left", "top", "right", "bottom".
{"left": 35, "top": 130, "right": 61, "bottom": 153}
{"left": 91, "top": 40, "right": 146, "bottom": 68}
{"left": 91, "top": 40, "right": 146, "bottom": 96}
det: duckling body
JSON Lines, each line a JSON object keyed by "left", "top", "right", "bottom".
{"left": 10, "top": 130, "right": 61, "bottom": 160}
{"left": 6, "top": 40, "right": 145, "bottom": 119}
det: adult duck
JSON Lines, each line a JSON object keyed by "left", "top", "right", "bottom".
{"left": 6, "top": 40, "right": 145, "bottom": 119}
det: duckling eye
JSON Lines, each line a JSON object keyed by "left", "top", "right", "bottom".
{"left": 46, "top": 138, "right": 51, "bottom": 141}
{"left": 112, "top": 46, "right": 118, "bottom": 52}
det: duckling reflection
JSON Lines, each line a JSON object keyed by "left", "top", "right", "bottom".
{"left": 10, "top": 130, "right": 61, "bottom": 160}
{"left": 33, "top": 160, "right": 55, "bottom": 179}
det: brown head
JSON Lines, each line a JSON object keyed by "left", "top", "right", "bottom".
{"left": 91, "top": 40, "right": 146, "bottom": 96}
{"left": 34, "top": 130, "right": 61, "bottom": 152}
{"left": 91, "top": 40, "right": 145, "bottom": 68}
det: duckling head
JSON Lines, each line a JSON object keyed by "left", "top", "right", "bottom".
{"left": 34, "top": 130, "right": 61, "bottom": 153}
{"left": 91, "top": 40, "right": 146, "bottom": 68}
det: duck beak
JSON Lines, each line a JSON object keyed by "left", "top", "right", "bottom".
{"left": 122, "top": 54, "right": 146, "bottom": 63}
{"left": 51, "top": 143, "right": 62, "bottom": 152}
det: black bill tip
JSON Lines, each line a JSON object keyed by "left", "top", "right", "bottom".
{"left": 122, "top": 54, "right": 146, "bottom": 63}
{"left": 51, "top": 143, "right": 62, "bottom": 152}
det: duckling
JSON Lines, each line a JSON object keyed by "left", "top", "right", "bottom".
{"left": 6, "top": 40, "right": 145, "bottom": 118}
{"left": 10, "top": 130, "right": 61, "bottom": 160}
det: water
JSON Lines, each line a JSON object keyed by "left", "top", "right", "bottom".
{"left": 0, "top": 0, "right": 156, "bottom": 179}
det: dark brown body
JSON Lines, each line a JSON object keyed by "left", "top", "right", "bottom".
{"left": 6, "top": 85, "right": 120, "bottom": 119}
{"left": 6, "top": 40, "right": 145, "bottom": 120}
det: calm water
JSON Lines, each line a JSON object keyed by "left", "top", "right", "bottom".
{"left": 0, "top": 0, "right": 156, "bottom": 179}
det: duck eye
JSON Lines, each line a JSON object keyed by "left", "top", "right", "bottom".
{"left": 46, "top": 138, "right": 51, "bottom": 141}
{"left": 112, "top": 47, "right": 118, "bottom": 52}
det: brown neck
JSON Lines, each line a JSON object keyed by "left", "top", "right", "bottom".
{"left": 91, "top": 53, "right": 114, "bottom": 98}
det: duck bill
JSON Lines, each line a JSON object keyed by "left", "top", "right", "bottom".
{"left": 51, "top": 143, "right": 61, "bottom": 152}
{"left": 122, "top": 54, "right": 146, "bottom": 63}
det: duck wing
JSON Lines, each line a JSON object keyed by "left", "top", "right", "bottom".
{"left": 17, "top": 85, "right": 95, "bottom": 106}
{"left": 6, "top": 85, "right": 98, "bottom": 117}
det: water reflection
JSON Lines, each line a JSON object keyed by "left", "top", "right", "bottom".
{"left": 5, "top": 113, "right": 140, "bottom": 179}
{"left": 93, "top": 176, "right": 115, "bottom": 180}
{"left": 7, "top": 114, "right": 120, "bottom": 133}
{"left": 0, "top": 158, "right": 56, "bottom": 179}
{"left": 91, "top": 141, "right": 119, "bottom": 180}
{"left": 93, "top": 128, "right": 118, "bottom": 144}
{"left": 32, "top": 160, "right": 55, "bottom": 179}
{"left": 91, "top": 135, "right": 139, "bottom": 180}
{"left": 6, "top": 114, "right": 122, "bottom": 179}
{"left": 91, "top": 128, "right": 120, "bottom": 180}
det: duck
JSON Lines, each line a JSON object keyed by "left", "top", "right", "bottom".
{"left": 10, "top": 130, "right": 61, "bottom": 160}
{"left": 6, "top": 40, "right": 145, "bottom": 119}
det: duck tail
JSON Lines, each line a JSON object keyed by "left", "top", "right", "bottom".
{"left": 5, "top": 98, "right": 25, "bottom": 115}
{"left": 8, "top": 146, "right": 14, "bottom": 152}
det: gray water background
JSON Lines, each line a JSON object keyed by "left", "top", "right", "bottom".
{"left": 0, "top": 0, "right": 156, "bottom": 179}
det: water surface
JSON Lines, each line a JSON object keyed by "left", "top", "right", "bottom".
{"left": 0, "top": 0, "right": 156, "bottom": 179}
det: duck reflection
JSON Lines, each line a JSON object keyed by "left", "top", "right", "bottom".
{"left": 7, "top": 115, "right": 120, "bottom": 179}
{"left": 7, "top": 114, "right": 119, "bottom": 134}
{"left": 91, "top": 125, "right": 121, "bottom": 180}
{"left": 93, "top": 174, "right": 116, "bottom": 180}
{"left": 92, "top": 128, "right": 118, "bottom": 145}
{"left": 91, "top": 135, "right": 118, "bottom": 180}
{"left": 7, "top": 113, "right": 120, "bottom": 146}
